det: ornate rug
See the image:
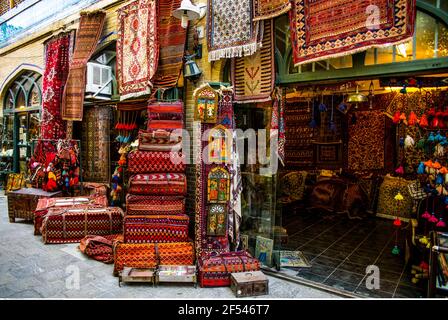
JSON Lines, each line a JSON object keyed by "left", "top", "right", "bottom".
{"left": 82, "top": 106, "right": 111, "bottom": 183}
{"left": 61, "top": 11, "right": 106, "bottom": 121}
{"left": 126, "top": 195, "right": 185, "bottom": 215}
{"left": 348, "top": 110, "right": 385, "bottom": 171}
{"left": 79, "top": 234, "right": 122, "bottom": 264}
{"left": 117, "top": 0, "right": 158, "bottom": 100}
{"left": 128, "top": 173, "right": 187, "bottom": 196}
{"left": 41, "top": 31, "right": 74, "bottom": 139}
{"left": 207, "top": 0, "right": 260, "bottom": 62}
{"left": 233, "top": 20, "right": 274, "bottom": 104}
{"left": 127, "top": 150, "right": 186, "bottom": 174}
{"left": 253, "top": 0, "right": 291, "bottom": 21}
{"left": 289, "top": 0, "right": 417, "bottom": 66}
{"left": 153, "top": 0, "right": 187, "bottom": 89}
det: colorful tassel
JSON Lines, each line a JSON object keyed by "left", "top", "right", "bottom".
{"left": 436, "top": 173, "right": 444, "bottom": 185}
{"left": 395, "top": 166, "right": 404, "bottom": 175}
{"left": 404, "top": 135, "right": 415, "bottom": 149}
{"left": 392, "top": 245, "right": 400, "bottom": 255}
{"left": 422, "top": 210, "right": 431, "bottom": 219}
{"left": 436, "top": 218, "right": 446, "bottom": 228}
{"left": 419, "top": 114, "right": 429, "bottom": 128}
{"left": 416, "top": 138, "right": 425, "bottom": 149}
{"left": 392, "top": 111, "right": 401, "bottom": 124}
{"left": 429, "top": 213, "right": 439, "bottom": 223}
{"left": 393, "top": 218, "right": 402, "bottom": 227}
{"left": 408, "top": 111, "right": 419, "bottom": 126}
{"left": 417, "top": 162, "right": 425, "bottom": 174}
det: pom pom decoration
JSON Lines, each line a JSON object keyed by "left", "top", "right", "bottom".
{"left": 392, "top": 111, "right": 401, "bottom": 124}
{"left": 419, "top": 114, "right": 429, "bottom": 128}
{"left": 393, "top": 218, "right": 402, "bottom": 227}
{"left": 408, "top": 111, "right": 419, "bottom": 126}
{"left": 417, "top": 162, "right": 425, "bottom": 174}
{"left": 404, "top": 135, "right": 415, "bottom": 149}
{"left": 436, "top": 218, "right": 446, "bottom": 228}
{"left": 392, "top": 245, "right": 400, "bottom": 255}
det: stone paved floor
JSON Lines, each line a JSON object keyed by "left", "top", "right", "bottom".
{"left": 0, "top": 195, "right": 339, "bottom": 299}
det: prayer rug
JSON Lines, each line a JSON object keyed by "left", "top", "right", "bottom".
{"left": 61, "top": 11, "right": 106, "bottom": 121}
{"left": 41, "top": 207, "right": 124, "bottom": 244}
{"left": 153, "top": 0, "right": 187, "bottom": 89}
{"left": 127, "top": 150, "right": 186, "bottom": 174}
{"left": 41, "top": 31, "right": 74, "bottom": 139}
{"left": 348, "top": 110, "right": 385, "bottom": 171}
{"left": 207, "top": 0, "right": 260, "bottom": 61}
{"left": 126, "top": 194, "right": 185, "bottom": 215}
{"left": 289, "top": 0, "right": 416, "bottom": 66}
{"left": 253, "top": 0, "right": 291, "bottom": 21}
{"left": 123, "top": 214, "right": 190, "bottom": 243}
{"left": 81, "top": 106, "right": 111, "bottom": 183}
{"left": 233, "top": 19, "right": 274, "bottom": 104}
{"left": 128, "top": 173, "right": 187, "bottom": 196}
{"left": 117, "top": 0, "right": 158, "bottom": 100}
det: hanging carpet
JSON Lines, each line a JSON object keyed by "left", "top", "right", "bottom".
{"left": 233, "top": 19, "right": 274, "bottom": 104}
{"left": 117, "top": 0, "right": 158, "bottom": 100}
{"left": 61, "top": 11, "right": 106, "bottom": 121}
{"left": 253, "top": 0, "right": 292, "bottom": 21}
{"left": 207, "top": 0, "right": 260, "bottom": 62}
{"left": 289, "top": 0, "right": 417, "bottom": 66}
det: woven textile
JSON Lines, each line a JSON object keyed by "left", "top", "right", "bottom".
{"left": 198, "top": 251, "right": 260, "bottom": 287}
{"left": 61, "top": 11, "right": 106, "bottom": 121}
{"left": 148, "top": 101, "right": 183, "bottom": 121}
{"left": 79, "top": 234, "right": 123, "bottom": 264}
{"left": 153, "top": 0, "right": 187, "bottom": 88}
{"left": 123, "top": 214, "right": 189, "bottom": 243}
{"left": 41, "top": 207, "right": 124, "bottom": 244}
{"left": 128, "top": 173, "right": 187, "bottom": 195}
{"left": 207, "top": 0, "right": 260, "bottom": 62}
{"left": 117, "top": 0, "right": 158, "bottom": 100}
{"left": 138, "top": 130, "right": 182, "bottom": 152}
{"left": 113, "top": 242, "right": 194, "bottom": 275}
{"left": 81, "top": 106, "right": 111, "bottom": 183}
{"left": 376, "top": 175, "right": 415, "bottom": 221}
{"left": 127, "top": 150, "right": 186, "bottom": 174}
{"left": 348, "top": 111, "right": 385, "bottom": 171}
{"left": 253, "top": 0, "right": 291, "bottom": 21}
{"left": 41, "top": 32, "right": 74, "bottom": 139}
{"left": 233, "top": 20, "right": 274, "bottom": 104}
{"left": 289, "top": 0, "right": 417, "bottom": 66}
{"left": 34, "top": 195, "right": 108, "bottom": 235}
{"left": 126, "top": 194, "right": 185, "bottom": 215}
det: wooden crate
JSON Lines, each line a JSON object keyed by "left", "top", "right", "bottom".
{"left": 7, "top": 188, "right": 62, "bottom": 222}
{"left": 118, "top": 267, "right": 156, "bottom": 287}
{"left": 156, "top": 265, "right": 197, "bottom": 287}
{"left": 230, "top": 271, "right": 269, "bottom": 298}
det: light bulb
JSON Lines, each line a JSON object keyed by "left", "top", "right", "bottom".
{"left": 181, "top": 14, "right": 188, "bottom": 28}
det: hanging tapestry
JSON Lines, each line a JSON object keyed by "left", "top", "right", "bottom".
{"left": 253, "top": 0, "right": 292, "bottom": 21}
{"left": 207, "top": 167, "right": 230, "bottom": 203}
{"left": 206, "top": 204, "right": 227, "bottom": 236}
{"left": 41, "top": 31, "right": 74, "bottom": 139}
{"left": 126, "top": 194, "right": 185, "bottom": 215}
{"left": 128, "top": 173, "right": 187, "bottom": 196}
{"left": 123, "top": 214, "right": 190, "bottom": 243}
{"left": 194, "top": 84, "right": 219, "bottom": 123}
{"left": 207, "top": 125, "right": 232, "bottom": 164}
{"left": 82, "top": 106, "right": 111, "bottom": 183}
{"left": 207, "top": 0, "right": 260, "bottom": 62}
{"left": 127, "top": 150, "right": 186, "bottom": 174}
{"left": 289, "top": 0, "right": 417, "bottom": 66}
{"left": 117, "top": 0, "right": 158, "bottom": 100}
{"left": 271, "top": 90, "right": 286, "bottom": 166}
{"left": 61, "top": 11, "right": 106, "bottom": 121}
{"left": 233, "top": 19, "right": 274, "bottom": 104}
{"left": 348, "top": 110, "right": 385, "bottom": 171}
{"left": 153, "top": 0, "right": 187, "bottom": 89}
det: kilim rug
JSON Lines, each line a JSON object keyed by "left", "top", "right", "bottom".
{"left": 348, "top": 110, "right": 385, "bottom": 171}
{"left": 128, "top": 173, "right": 187, "bottom": 196}
{"left": 61, "top": 11, "right": 106, "bottom": 121}
{"left": 153, "top": 0, "right": 187, "bottom": 89}
{"left": 207, "top": 0, "right": 260, "bottom": 62}
{"left": 253, "top": 0, "right": 292, "bottom": 21}
{"left": 127, "top": 150, "right": 186, "bottom": 174}
{"left": 126, "top": 194, "right": 185, "bottom": 215}
{"left": 79, "top": 234, "right": 123, "bottom": 264}
{"left": 289, "top": 0, "right": 416, "bottom": 66}
{"left": 82, "top": 106, "right": 111, "bottom": 183}
{"left": 41, "top": 31, "right": 74, "bottom": 139}
{"left": 117, "top": 0, "right": 158, "bottom": 100}
{"left": 41, "top": 207, "right": 124, "bottom": 244}
{"left": 233, "top": 20, "right": 274, "bottom": 104}
{"left": 123, "top": 214, "right": 190, "bottom": 243}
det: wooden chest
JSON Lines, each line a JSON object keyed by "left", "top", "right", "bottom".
{"left": 7, "top": 188, "right": 62, "bottom": 222}
{"left": 156, "top": 265, "right": 197, "bottom": 287}
{"left": 230, "top": 271, "right": 269, "bottom": 297}
{"left": 118, "top": 267, "right": 156, "bottom": 287}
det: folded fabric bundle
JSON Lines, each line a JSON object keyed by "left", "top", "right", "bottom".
{"left": 198, "top": 251, "right": 260, "bottom": 287}
{"left": 41, "top": 207, "right": 124, "bottom": 244}
{"left": 126, "top": 194, "right": 185, "bottom": 215}
{"left": 79, "top": 234, "right": 123, "bottom": 264}
{"left": 34, "top": 195, "right": 108, "bottom": 235}
{"left": 127, "top": 150, "right": 186, "bottom": 174}
{"left": 128, "top": 173, "right": 187, "bottom": 196}
{"left": 138, "top": 130, "right": 182, "bottom": 152}
{"left": 113, "top": 241, "right": 194, "bottom": 276}
{"left": 148, "top": 102, "right": 183, "bottom": 121}
{"left": 123, "top": 214, "right": 190, "bottom": 243}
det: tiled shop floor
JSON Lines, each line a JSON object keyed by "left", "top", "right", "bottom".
{"left": 0, "top": 195, "right": 339, "bottom": 299}
{"left": 282, "top": 211, "right": 425, "bottom": 298}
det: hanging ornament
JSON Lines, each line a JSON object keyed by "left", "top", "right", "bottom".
{"left": 393, "top": 218, "right": 402, "bottom": 227}
{"left": 309, "top": 98, "right": 317, "bottom": 128}
{"left": 417, "top": 162, "right": 425, "bottom": 174}
{"left": 436, "top": 217, "right": 446, "bottom": 228}
{"left": 408, "top": 111, "right": 419, "bottom": 126}
{"left": 429, "top": 212, "right": 439, "bottom": 223}
{"left": 404, "top": 135, "right": 415, "bottom": 149}
{"left": 318, "top": 94, "right": 327, "bottom": 112}
{"left": 329, "top": 95, "right": 337, "bottom": 133}
{"left": 392, "top": 245, "right": 400, "bottom": 255}
{"left": 419, "top": 114, "right": 429, "bottom": 128}
{"left": 393, "top": 111, "right": 401, "bottom": 124}
{"left": 395, "top": 166, "right": 404, "bottom": 175}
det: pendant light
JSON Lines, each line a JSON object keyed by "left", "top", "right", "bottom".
{"left": 173, "top": 0, "right": 203, "bottom": 28}
{"left": 347, "top": 84, "right": 368, "bottom": 109}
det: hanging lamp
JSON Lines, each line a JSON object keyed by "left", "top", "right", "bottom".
{"left": 347, "top": 84, "right": 368, "bottom": 109}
